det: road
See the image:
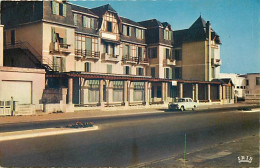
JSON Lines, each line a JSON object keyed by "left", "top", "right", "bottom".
{"left": 0, "top": 109, "right": 259, "bottom": 167}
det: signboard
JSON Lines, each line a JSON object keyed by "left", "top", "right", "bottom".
{"left": 172, "top": 81, "right": 177, "bottom": 86}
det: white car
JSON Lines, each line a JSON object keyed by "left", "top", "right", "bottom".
{"left": 168, "top": 98, "right": 197, "bottom": 111}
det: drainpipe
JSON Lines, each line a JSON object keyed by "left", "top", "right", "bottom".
{"left": 206, "top": 21, "right": 211, "bottom": 81}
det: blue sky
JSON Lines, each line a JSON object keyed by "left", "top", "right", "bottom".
{"left": 73, "top": 0, "right": 260, "bottom": 74}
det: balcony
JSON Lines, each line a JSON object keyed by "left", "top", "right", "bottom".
{"left": 102, "top": 53, "right": 120, "bottom": 62}
{"left": 164, "top": 58, "right": 176, "bottom": 66}
{"left": 51, "top": 42, "right": 72, "bottom": 53}
{"left": 122, "top": 56, "right": 138, "bottom": 64}
{"left": 101, "top": 32, "right": 119, "bottom": 41}
{"left": 211, "top": 58, "right": 221, "bottom": 66}
{"left": 75, "top": 49, "right": 100, "bottom": 60}
{"left": 138, "top": 57, "right": 149, "bottom": 65}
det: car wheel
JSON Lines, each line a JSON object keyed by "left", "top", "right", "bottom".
{"left": 192, "top": 105, "right": 196, "bottom": 111}
{"left": 180, "top": 106, "right": 185, "bottom": 111}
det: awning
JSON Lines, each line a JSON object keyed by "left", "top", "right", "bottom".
{"left": 55, "top": 27, "right": 65, "bottom": 38}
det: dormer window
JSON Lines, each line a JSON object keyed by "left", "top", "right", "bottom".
{"left": 164, "top": 29, "right": 172, "bottom": 40}
{"left": 107, "top": 21, "right": 112, "bottom": 32}
{"left": 83, "top": 16, "right": 95, "bottom": 29}
{"left": 135, "top": 28, "right": 144, "bottom": 39}
{"left": 123, "top": 25, "right": 131, "bottom": 36}
{"left": 51, "top": 1, "right": 66, "bottom": 17}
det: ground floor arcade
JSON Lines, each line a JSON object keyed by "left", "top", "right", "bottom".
{"left": 43, "top": 72, "right": 234, "bottom": 112}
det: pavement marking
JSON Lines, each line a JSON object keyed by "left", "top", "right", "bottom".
{"left": 0, "top": 126, "right": 98, "bottom": 142}
{"left": 193, "top": 150, "right": 232, "bottom": 163}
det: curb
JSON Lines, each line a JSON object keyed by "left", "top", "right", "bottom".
{"left": 0, "top": 126, "right": 99, "bottom": 142}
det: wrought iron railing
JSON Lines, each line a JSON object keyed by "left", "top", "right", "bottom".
{"left": 75, "top": 49, "right": 100, "bottom": 58}
{"left": 4, "top": 41, "right": 53, "bottom": 71}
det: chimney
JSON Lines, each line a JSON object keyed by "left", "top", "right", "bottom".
{"left": 206, "top": 21, "right": 211, "bottom": 40}
{"left": 0, "top": 25, "right": 3, "bottom": 66}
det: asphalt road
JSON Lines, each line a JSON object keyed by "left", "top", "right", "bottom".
{"left": 0, "top": 109, "right": 259, "bottom": 167}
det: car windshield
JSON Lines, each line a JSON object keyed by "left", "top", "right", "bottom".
{"left": 177, "top": 99, "right": 185, "bottom": 102}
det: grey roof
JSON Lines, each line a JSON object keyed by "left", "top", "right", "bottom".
{"left": 90, "top": 4, "right": 117, "bottom": 17}
{"left": 212, "top": 78, "right": 234, "bottom": 85}
{"left": 138, "top": 19, "right": 163, "bottom": 28}
{"left": 120, "top": 17, "right": 145, "bottom": 28}
{"left": 71, "top": 4, "right": 97, "bottom": 17}
{"left": 174, "top": 16, "right": 221, "bottom": 45}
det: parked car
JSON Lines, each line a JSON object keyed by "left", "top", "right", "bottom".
{"left": 168, "top": 98, "right": 197, "bottom": 111}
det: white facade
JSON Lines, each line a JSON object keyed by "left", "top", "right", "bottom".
{"left": 219, "top": 73, "right": 246, "bottom": 99}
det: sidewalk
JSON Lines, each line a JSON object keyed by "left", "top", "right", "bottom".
{"left": 132, "top": 134, "right": 259, "bottom": 167}
{"left": 0, "top": 102, "right": 259, "bottom": 125}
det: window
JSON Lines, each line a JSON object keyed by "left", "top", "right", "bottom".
{"left": 123, "top": 45, "right": 131, "bottom": 58}
{"left": 3, "top": 31, "right": 6, "bottom": 46}
{"left": 135, "top": 28, "right": 144, "bottom": 39}
{"left": 157, "top": 86, "right": 162, "bottom": 98}
{"left": 175, "top": 49, "right": 182, "bottom": 61}
{"left": 86, "top": 37, "right": 92, "bottom": 52}
{"left": 151, "top": 67, "right": 155, "bottom": 78}
{"left": 246, "top": 80, "right": 249, "bottom": 86}
{"left": 136, "top": 47, "right": 143, "bottom": 59}
{"left": 107, "top": 64, "right": 112, "bottom": 74}
{"left": 74, "top": 14, "right": 77, "bottom": 26}
{"left": 85, "top": 62, "right": 91, "bottom": 72}
{"left": 53, "top": 56, "right": 66, "bottom": 72}
{"left": 165, "top": 48, "right": 171, "bottom": 59}
{"left": 164, "top": 29, "right": 172, "bottom": 40}
{"left": 11, "top": 30, "right": 15, "bottom": 45}
{"left": 137, "top": 67, "right": 144, "bottom": 76}
{"left": 124, "top": 66, "right": 131, "bottom": 75}
{"left": 51, "top": 27, "right": 67, "bottom": 45}
{"left": 164, "top": 68, "right": 172, "bottom": 79}
{"left": 236, "top": 86, "right": 239, "bottom": 89}
{"left": 256, "top": 77, "right": 260, "bottom": 85}
{"left": 175, "top": 67, "right": 182, "bottom": 79}
{"left": 148, "top": 47, "right": 157, "bottom": 58}
{"left": 123, "top": 25, "right": 131, "bottom": 36}
{"left": 240, "top": 86, "right": 243, "bottom": 89}
{"left": 52, "top": 1, "right": 66, "bottom": 17}
{"left": 83, "top": 16, "right": 95, "bottom": 29}
{"left": 107, "top": 21, "right": 112, "bottom": 32}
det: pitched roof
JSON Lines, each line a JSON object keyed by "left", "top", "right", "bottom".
{"left": 189, "top": 16, "right": 207, "bottom": 29}
{"left": 161, "top": 22, "right": 172, "bottom": 30}
{"left": 120, "top": 16, "right": 145, "bottom": 28}
{"left": 90, "top": 4, "right": 117, "bottom": 17}
{"left": 174, "top": 16, "right": 221, "bottom": 45}
{"left": 138, "top": 19, "right": 163, "bottom": 28}
{"left": 212, "top": 78, "right": 234, "bottom": 85}
{"left": 70, "top": 4, "right": 97, "bottom": 17}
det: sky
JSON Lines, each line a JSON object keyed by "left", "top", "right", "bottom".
{"left": 72, "top": 0, "right": 260, "bottom": 74}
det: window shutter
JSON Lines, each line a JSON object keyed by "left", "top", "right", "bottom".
{"left": 52, "top": 1, "right": 56, "bottom": 15}
{"left": 74, "top": 14, "right": 77, "bottom": 26}
{"left": 86, "top": 37, "right": 92, "bottom": 51}
{"left": 64, "top": 29, "right": 67, "bottom": 44}
{"left": 123, "top": 66, "right": 126, "bottom": 74}
{"left": 164, "top": 48, "right": 166, "bottom": 59}
{"left": 136, "top": 28, "right": 139, "bottom": 38}
{"left": 83, "top": 16, "right": 86, "bottom": 27}
{"left": 169, "top": 31, "right": 172, "bottom": 40}
{"left": 56, "top": 2, "right": 59, "bottom": 15}
{"left": 90, "top": 18, "right": 94, "bottom": 29}
{"left": 51, "top": 27, "right": 56, "bottom": 43}
{"left": 63, "top": 4, "right": 66, "bottom": 17}
{"left": 123, "top": 25, "right": 126, "bottom": 36}
{"left": 53, "top": 56, "right": 57, "bottom": 71}
{"left": 169, "top": 68, "right": 172, "bottom": 79}
{"left": 164, "top": 68, "right": 166, "bottom": 78}
{"left": 129, "top": 46, "right": 132, "bottom": 57}
{"left": 164, "top": 30, "right": 167, "bottom": 39}
{"left": 107, "top": 64, "right": 112, "bottom": 73}
{"left": 141, "top": 30, "right": 144, "bottom": 39}
{"left": 129, "top": 67, "right": 131, "bottom": 75}
{"left": 129, "top": 27, "right": 132, "bottom": 36}
{"left": 61, "top": 57, "right": 66, "bottom": 72}
{"left": 172, "top": 49, "right": 175, "bottom": 59}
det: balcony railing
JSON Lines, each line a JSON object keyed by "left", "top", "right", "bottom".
{"left": 102, "top": 53, "right": 120, "bottom": 62}
{"left": 51, "top": 42, "right": 71, "bottom": 53}
{"left": 75, "top": 49, "right": 100, "bottom": 60}
{"left": 122, "top": 56, "right": 138, "bottom": 64}
{"left": 164, "top": 57, "right": 176, "bottom": 66}
{"left": 138, "top": 57, "right": 149, "bottom": 65}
